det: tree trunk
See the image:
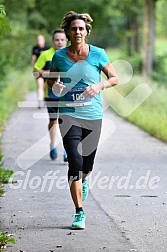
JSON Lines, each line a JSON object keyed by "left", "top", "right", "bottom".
{"left": 126, "top": 15, "right": 141, "bottom": 56}
{"left": 126, "top": 17, "right": 133, "bottom": 56}
{"left": 133, "top": 19, "right": 140, "bottom": 53}
{"left": 142, "top": 0, "right": 156, "bottom": 76}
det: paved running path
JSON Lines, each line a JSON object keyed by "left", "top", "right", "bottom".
{"left": 1, "top": 92, "right": 167, "bottom": 252}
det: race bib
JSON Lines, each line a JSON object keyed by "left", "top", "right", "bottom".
{"left": 65, "top": 88, "right": 92, "bottom": 107}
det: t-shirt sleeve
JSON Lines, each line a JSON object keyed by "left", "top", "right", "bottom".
{"left": 34, "top": 53, "right": 46, "bottom": 70}
{"left": 99, "top": 49, "right": 110, "bottom": 70}
{"left": 32, "top": 46, "right": 36, "bottom": 55}
{"left": 50, "top": 52, "right": 58, "bottom": 70}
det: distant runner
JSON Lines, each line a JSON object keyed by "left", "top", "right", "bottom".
{"left": 31, "top": 34, "right": 50, "bottom": 108}
{"left": 33, "top": 29, "right": 67, "bottom": 161}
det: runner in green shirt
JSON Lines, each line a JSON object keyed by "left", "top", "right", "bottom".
{"left": 34, "top": 29, "right": 67, "bottom": 161}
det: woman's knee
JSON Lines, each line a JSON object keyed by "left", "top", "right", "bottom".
{"left": 68, "top": 169, "right": 82, "bottom": 181}
{"left": 67, "top": 156, "right": 83, "bottom": 181}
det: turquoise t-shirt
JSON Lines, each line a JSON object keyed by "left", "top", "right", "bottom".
{"left": 51, "top": 44, "right": 110, "bottom": 120}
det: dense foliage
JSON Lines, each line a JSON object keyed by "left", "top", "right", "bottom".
{"left": 0, "top": 0, "right": 167, "bottom": 86}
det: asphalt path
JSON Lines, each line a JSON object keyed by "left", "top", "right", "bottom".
{"left": 1, "top": 92, "right": 167, "bottom": 252}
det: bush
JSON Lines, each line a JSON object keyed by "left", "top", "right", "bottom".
{"left": 0, "top": 230, "right": 15, "bottom": 251}
{"left": 151, "top": 53, "right": 167, "bottom": 83}
{"left": 119, "top": 52, "right": 142, "bottom": 74}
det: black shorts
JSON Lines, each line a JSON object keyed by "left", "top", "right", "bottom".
{"left": 45, "top": 98, "right": 59, "bottom": 120}
{"left": 59, "top": 115, "right": 102, "bottom": 181}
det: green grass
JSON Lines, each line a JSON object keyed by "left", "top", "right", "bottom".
{"left": 0, "top": 146, "right": 14, "bottom": 196}
{"left": 106, "top": 47, "right": 122, "bottom": 61}
{"left": 0, "top": 230, "right": 16, "bottom": 251}
{"left": 0, "top": 168, "right": 14, "bottom": 184}
{"left": 0, "top": 67, "right": 34, "bottom": 248}
{"left": 125, "top": 77, "right": 167, "bottom": 142}
{"left": 155, "top": 37, "right": 167, "bottom": 55}
{"left": 0, "top": 186, "right": 5, "bottom": 197}
{"left": 104, "top": 75, "right": 167, "bottom": 142}
{"left": 105, "top": 39, "right": 167, "bottom": 142}
{"left": 0, "top": 67, "right": 34, "bottom": 197}
{"left": 0, "top": 67, "right": 35, "bottom": 132}
{"left": 155, "top": 37, "right": 167, "bottom": 74}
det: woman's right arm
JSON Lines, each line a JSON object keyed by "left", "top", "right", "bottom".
{"left": 48, "top": 67, "right": 66, "bottom": 94}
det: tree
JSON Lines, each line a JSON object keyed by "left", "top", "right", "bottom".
{"left": 156, "top": 0, "right": 167, "bottom": 37}
{"left": 0, "top": 3, "right": 10, "bottom": 38}
{"left": 142, "top": 0, "right": 157, "bottom": 76}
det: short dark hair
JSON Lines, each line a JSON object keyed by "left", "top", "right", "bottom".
{"left": 52, "top": 29, "right": 66, "bottom": 40}
{"left": 61, "top": 11, "right": 93, "bottom": 41}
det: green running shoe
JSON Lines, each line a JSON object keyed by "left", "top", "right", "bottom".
{"left": 82, "top": 179, "right": 88, "bottom": 201}
{"left": 71, "top": 211, "right": 86, "bottom": 229}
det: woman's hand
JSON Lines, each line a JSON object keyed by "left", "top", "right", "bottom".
{"left": 52, "top": 81, "right": 66, "bottom": 95}
{"left": 83, "top": 83, "right": 103, "bottom": 98}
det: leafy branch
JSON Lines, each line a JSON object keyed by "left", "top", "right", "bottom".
{"left": 0, "top": 4, "right": 11, "bottom": 38}
{"left": 0, "top": 230, "right": 16, "bottom": 251}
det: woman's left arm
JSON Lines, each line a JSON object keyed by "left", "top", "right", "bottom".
{"left": 101, "top": 62, "right": 119, "bottom": 88}
{"left": 84, "top": 62, "right": 119, "bottom": 98}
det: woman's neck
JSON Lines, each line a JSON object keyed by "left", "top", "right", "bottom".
{"left": 69, "top": 43, "right": 88, "bottom": 55}
{"left": 67, "top": 42, "right": 89, "bottom": 62}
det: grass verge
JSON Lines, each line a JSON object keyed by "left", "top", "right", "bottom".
{"left": 0, "top": 67, "right": 35, "bottom": 133}
{"left": 104, "top": 75, "right": 167, "bottom": 142}
{"left": 0, "top": 67, "right": 34, "bottom": 250}
{"left": 0, "top": 230, "right": 16, "bottom": 251}
{"left": 0, "top": 66, "right": 34, "bottom": 193}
